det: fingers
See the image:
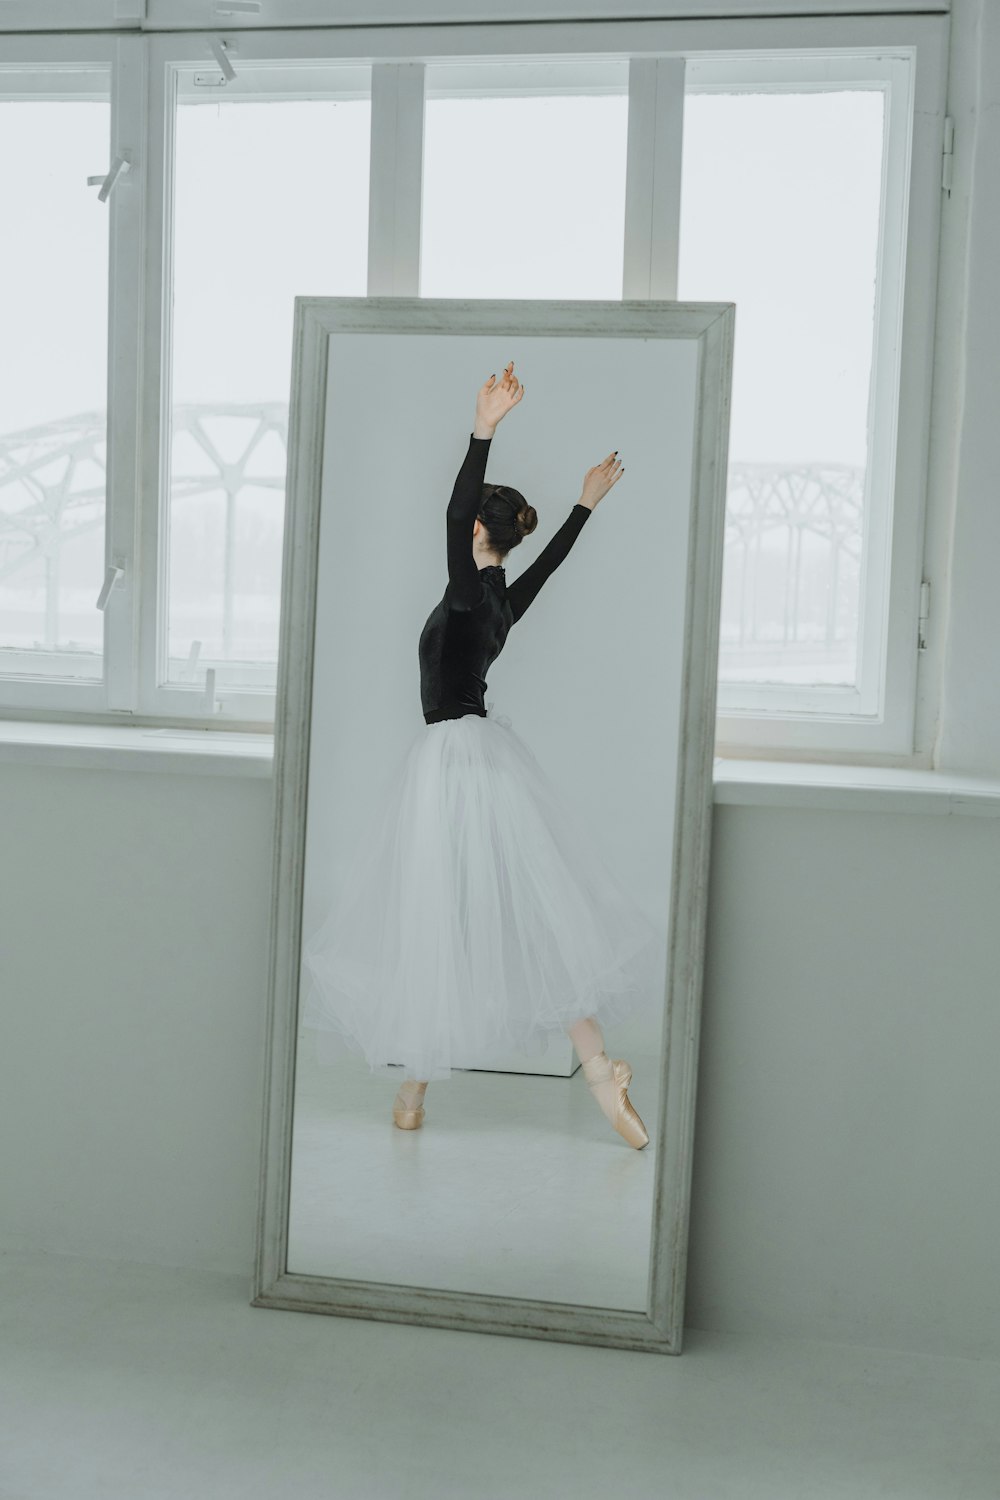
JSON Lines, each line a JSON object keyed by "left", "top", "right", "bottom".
{"left": 480, "top": 362, "right": 524, "bottom": 415}
{"left": 583, "top": 453, "right": 624, "bottom": 498}
{"left": 504, "top": 361, "right": 522, "bottom": 402}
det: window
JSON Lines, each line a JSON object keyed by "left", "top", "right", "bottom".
{"left": 164, "top": 65, "right": 371, "bottom": 715}
{"left": 421, "top": 61, "right": 629, "bottom": 300}
{"left": 680, "top": 84, "right": 884, "bottom": 692}
{"left": 0, "top": 71, "right": 111, "bottom": 689}
{"left": 677, "top": 55, "right": 922, "bottom": 754}
{"left": 0, "top": 20, "right": 947, "bottom": 763}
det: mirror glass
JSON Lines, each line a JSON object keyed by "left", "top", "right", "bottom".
{"left": 285, "top": 326, "right": 698, "bottom": 1311}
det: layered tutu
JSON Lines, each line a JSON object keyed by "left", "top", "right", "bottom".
{"left": 300, "top": 703, "right": 663, "bottom": 1083}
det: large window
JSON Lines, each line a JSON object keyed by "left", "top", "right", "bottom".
{"left": 166, "top": 69, "right": 370, "bottom": 710}
{"left": 421, "top": 61, "right": 629, "bottom": 300}
{"left": 680, "top": 86, "right": 884, "bottom": 693}
{"left": 0, "top": 22, "right": 947, "bottom": 762}
{"left": 0, "top": 79, "right": 111, "bottom": 684}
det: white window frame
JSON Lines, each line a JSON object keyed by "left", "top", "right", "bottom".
{"left": 686, "top": 50, "right": 941, "bottom": 758}
{"left": 0, "top": 14, "right": 949, "bottom": 763}
{"left": 140, "top": 42, "right": 373, "bottom": 725}
{"left": 0, "top": 34, "right": 144, "bottom": 720}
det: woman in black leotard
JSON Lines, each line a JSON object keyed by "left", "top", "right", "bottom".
{"left": 417, "top": 419, "right": 593, "bottom": 726}
{"left": 301, "top": 362, "right": 660, "bottom": 1149}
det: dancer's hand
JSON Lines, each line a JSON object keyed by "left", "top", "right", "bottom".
{"left": 579, "top": 451, "right": 624, "bottom": 511}
{"left": 474, "top": 361, "right": 524, "bottom": 438}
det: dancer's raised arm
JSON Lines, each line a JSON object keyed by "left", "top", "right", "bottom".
{"left": 445, "top": 362, "right": 524, "bottom": 612}
{"left": 507, "top": 449, "right": 623, "bottom": 625}
{"left": 444, "top": 431, "right": 493, "bottom": 610}
{"left": 506, "top": 503, "right": 591, "bottom": 623}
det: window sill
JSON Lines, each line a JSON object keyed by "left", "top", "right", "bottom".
{"left": 3, "top": 727, "right": 997, "bottom": 812}
{"left": 714, "top": 759, "right": 1000, "bottom": 816}
{"left": 0, "top": 720, "right": 274, "bottom": 777}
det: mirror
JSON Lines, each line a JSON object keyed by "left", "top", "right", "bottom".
{"left": 254, "top": 297, "right": 733, "bottom": 1355}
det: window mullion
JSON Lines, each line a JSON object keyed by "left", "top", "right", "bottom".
{"left": 367, "top": 61, "right": 425, "bottom": 297}
{"left": 104, "top": 33, "right": 147, "bottom": 713}
{"left": 136, "top": 36, "right": 174, "bottom": 720}
{"left": 623, "top": 55, "right": 685, "bottom": 300}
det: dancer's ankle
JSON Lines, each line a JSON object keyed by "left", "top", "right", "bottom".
{"left": 397, "top": 1078, "right": 427, "bottom": 1108}
{"left": 567, "top": 1015, "right": 606, "bottom": 1068}
{"left": 581, "top": 1050, "right": 612, "bottom": 1081}
{"left": 581, "top": 1052, "right": 617, "bottom": 1124}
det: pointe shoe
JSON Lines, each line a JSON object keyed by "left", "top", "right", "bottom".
{"left": 392, "top": 1087, "right": 425, "bottom": 1130}
{"left": 581, "top": 1052, "right": 650, "bottom": 1150}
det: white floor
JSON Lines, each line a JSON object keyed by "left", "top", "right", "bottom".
{"left": 287, "top": 1029, "right": 663, "bottom": 1309}
{"left": 2, "top": 1247, "right": 997, "bottom": 1500}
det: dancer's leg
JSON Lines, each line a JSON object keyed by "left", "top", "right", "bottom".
{"left": 567, "top": 1015, "right": 605, "bottom": 1065}
{"left": 567, "top": 1015, "right": 649, "bottom": 1149}
{"left": 567, "top": 1015, "right": 618, "bottom": 1122}
{"left": 396, "top": 1078, "right": 428, "bottom": 1110}
{"left": 392, "top": 1075, "right": 428, "bottom": 1131}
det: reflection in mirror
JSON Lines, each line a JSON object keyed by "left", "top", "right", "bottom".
{"left": 282, "top": 313, "right": 704, "bottom": 1317}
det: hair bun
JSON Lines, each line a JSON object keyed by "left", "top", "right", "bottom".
{"left": 515, "top": 504, "right": 538, "bottom": 539}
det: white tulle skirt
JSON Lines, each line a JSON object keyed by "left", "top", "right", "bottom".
{"left": 300, "top": 703, "right": 663, "bottom": 1083}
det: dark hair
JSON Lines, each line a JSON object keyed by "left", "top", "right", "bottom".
{"left": 478, "top": 482, "right": 538, "bottom": 557}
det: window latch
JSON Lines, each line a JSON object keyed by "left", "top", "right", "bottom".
{"left": 918, "top": 579, "right": 931, "bottom": 652}
{"left": 87, "top": 153, "right": 132, "bottom": 203}
{"left": 96, "top": 563, "right": 125, "bottom": 612}
{"left": 209, "top": 37, "right": 237, "bottom": 82}
{"left": 942, "top": 117, "right": 955, "bottom": 195}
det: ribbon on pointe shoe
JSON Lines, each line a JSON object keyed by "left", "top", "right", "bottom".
{"left": 581, "top": 1051, "right": 614, "bottom": 1088}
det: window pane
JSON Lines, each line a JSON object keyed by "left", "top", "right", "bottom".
{"left": 0, "top": 95, "right": 110, "bottom": 679}
{"left": 421, "top": 65, "right": 628, "bottom": 298}
{"left": 678, "top": 90, "right": 885, "bottom": 688}
{"left": 168, "top": 89, "right": 370, "bottom": 692}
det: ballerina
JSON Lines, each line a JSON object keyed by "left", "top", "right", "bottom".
{"left": 301, "top": 361, "right": 661, "bottom": 1148}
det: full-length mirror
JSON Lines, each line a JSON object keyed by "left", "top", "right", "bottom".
{"left": 255, "top": 298, "right": 733, "bottom": 1354}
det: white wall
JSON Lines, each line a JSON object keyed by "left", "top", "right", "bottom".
{"left": 0, "top": 765, "right": 273, "bottom": 1271}
{"left": 2, "top": 0, "right": 997, "bottom": 1363}
{"left": 687, "top": 801, "right": 1000, "bottom": 1357}
{"left": 2, "top": 762, "right": 996, "bottom": 1359}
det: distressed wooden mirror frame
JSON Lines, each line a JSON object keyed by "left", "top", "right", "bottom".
{"left": 252, "top": 296, "right": 734, "bottom": 1355}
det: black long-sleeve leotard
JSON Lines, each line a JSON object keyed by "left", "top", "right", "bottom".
{"left": 418, "top": 431, "right": 592, "bottom": 724}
